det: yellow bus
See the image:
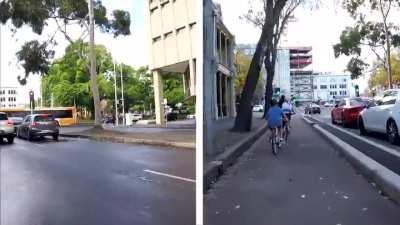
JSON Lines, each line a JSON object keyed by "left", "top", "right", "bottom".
{"left": 0, "top": 107, "right": 77, "bottom": 126}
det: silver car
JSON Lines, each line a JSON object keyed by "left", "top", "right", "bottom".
{"left": 0, "top": 112, "right": 16, "bottom": 144}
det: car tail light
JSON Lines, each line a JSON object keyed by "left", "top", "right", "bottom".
{"left": 31, "top": 122, "right": 38, "bottom": 127}
{"left": 7, "top": 120, "right": 13, "bottom": 126}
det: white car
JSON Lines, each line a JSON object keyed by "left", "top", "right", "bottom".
{"left": 358, "top": 89, "right": 400, "bottom": 144}
{"left": 252, "top": 105, "right": 264, "bottom": 112}
{"left": 130, "top": 113, "right": 143, "bottom": 122}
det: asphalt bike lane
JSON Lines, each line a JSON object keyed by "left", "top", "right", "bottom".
{"left": 205, "top": 116, "right": 400, "bottom": 225}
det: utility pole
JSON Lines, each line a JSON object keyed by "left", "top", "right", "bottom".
{"left": 120, "top": 64, "right": 125, "bottom": 125}
{"left": 114, "top": 61, "right": 118, "bottom": 126}
{"left": 88, "top": 0, "right": 101, "bottom": 126}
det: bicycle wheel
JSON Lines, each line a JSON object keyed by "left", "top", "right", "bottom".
{"left": 272, "top": 138, "right": 278, "bottom": 155}
{"left": 271, "top": 130, "right": 278, "bottom": 155}
{"left": 284, "top": 125, "right": 289, "bottom": 142}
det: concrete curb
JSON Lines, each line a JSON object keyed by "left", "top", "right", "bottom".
{"left": 312, "top": 123, "right": 400, "bottom": 204}
{"left": 60, "top": 133, "right": 195, "bottom": 150}
{"left": 204, "top": 123, "right": 268, "bottom": 191}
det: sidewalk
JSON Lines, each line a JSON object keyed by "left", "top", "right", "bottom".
{"left": 204, "top": 112, "right": 268, "bottom": 190}
{"left": 60, "top": 121, "right": 195, "bottom": 149}
{"left": 205, "top": 116, "right": 400, "bottom": 225}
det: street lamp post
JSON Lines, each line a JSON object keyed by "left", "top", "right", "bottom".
{"left": 114, "top": 62, "right": 118, "bottom": 126}
{"left": 120, "top": 64, "right": 125, "bottom": 125}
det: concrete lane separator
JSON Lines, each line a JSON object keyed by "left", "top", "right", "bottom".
{"left": 143, "top": 169, "right": 195, "bottom": 183}
{"left": 60, "top": 133, "right": 195, "bottom": 150}
{"left": 314, "top": 124, "right": 400, "bottom": 204}
{"left": 302, "top": 115, "right": 315, "bottom": 124}
{"left": 310, "top": 115, "right": 400, "bottom": 158}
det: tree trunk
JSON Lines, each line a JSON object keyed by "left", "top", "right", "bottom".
{"left": 233, "top": 26, "right": 269, "bottom": 131}
{"left": 88, "top": 0, "right": 102, "bottom": 128}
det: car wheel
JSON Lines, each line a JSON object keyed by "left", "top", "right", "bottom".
{"left": 342, "top": 112, "right": 348, "bottom": 128}
{"left": 53, "top": 134, "right": 59, "bottom": 142}
{"left": 7, "top": 136, "right": 14, "bottom": 144}
{"left": 359, "top": 117, "right": 367, "bottom": 136}
{"left": 387, "top": 120, "right": 400, "bottom": 145}
{"left": 27, "top": 130, "right": 33, "bottom": 142}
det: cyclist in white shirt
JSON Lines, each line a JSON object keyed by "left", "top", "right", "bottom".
{"left": 281, "top": 98, "right": 295, "bottom": 128}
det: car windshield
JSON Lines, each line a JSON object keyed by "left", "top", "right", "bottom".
{"left": 34, "top": 115, "right": 55, "bottom": 122}
{"left": 0, "top": 113, "right": 7, "bottom": 120}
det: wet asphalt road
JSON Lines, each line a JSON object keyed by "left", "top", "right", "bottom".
{"left": 1, "top": 137, "right": 195, "bottom": 225}
{"left": 205, "top": 116, "right": 400, "bottom": 225}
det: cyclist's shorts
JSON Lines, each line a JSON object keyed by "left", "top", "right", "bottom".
{"left": 268, "top": 121, "right": 282, "bottom": 129}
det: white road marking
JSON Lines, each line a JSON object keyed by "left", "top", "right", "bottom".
{"left": 311, "top": 115, "right": 400, "bottom": 158}
{"left": 143, "top": 169, "right": 195, "bottom": 183}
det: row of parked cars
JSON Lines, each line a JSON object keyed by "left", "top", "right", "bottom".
{"left": 0, "top": 112, "right": 60, "bottom": 144}
{"left": 330, "top": 89, "right": 400, "bottom": 145}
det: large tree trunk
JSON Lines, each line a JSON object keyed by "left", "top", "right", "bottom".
{"left": 264, "top": 58, "right": 275, "bottom": 113}
{"left": 232, "top": 27, "right": 269, "bottom": 131}
{"left": 89, "top": 0, "right": 102, "bottom": 127}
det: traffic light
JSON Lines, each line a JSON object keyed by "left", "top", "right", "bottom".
{"left": 29, "top": 90, "right": 35, "bottom": 110}
{"left": 355, "top": 85, "right": 360, "bottom": 97}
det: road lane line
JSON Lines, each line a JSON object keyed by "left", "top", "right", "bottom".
{"left": 310, "top": 115, "right": 400, "bottom": 158}
{"left": 143, "top": 169, "right": 195, "bottom": 183}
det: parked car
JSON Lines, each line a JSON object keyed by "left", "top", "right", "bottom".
{"left": 324, "top": 102, "right": 335, "bottom": 107}
{"left": 130, "top": 113, "right": 143, "bottom": 122}
{"left": 331, "top": 97, "right": 368, "bottom": 127}
{"left": 358, "top": 90, "right": 400, "bottom": 144}
{"left": 252, "top": 104, "right": 264, "bottom": 112}
{"left": 304, "top": 103, "right": 321, "bottom": 114}
{"left": 17, "top": 114, "right": 60, "bottom": 141}
{"left": 8, "top": 116, "right": 24, "bottom": 132}
{"left": 0, "top": 112, "right": 16, "bottom": 144}
{"left": 187, "top": 114, "right": 195, "bottom": 119}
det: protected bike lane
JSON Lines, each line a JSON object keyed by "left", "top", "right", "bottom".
{"left": 205, "top": 116, "right": 400, "bottom": 225}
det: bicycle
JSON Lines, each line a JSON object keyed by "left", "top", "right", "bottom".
{"left": 270, "top": 127, "right": 281, "bottom": 155}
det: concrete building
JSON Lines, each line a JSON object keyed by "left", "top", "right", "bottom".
{"left": 146, "top": 0, "right": 197, "bottom": 125}
{"left": 312, "top": 73, "right": 353, "bottom": 102}
{"left": 274, "top": 48, "right": 291, "bottom": 97}
{"left": 0, "top": 87, "right": 18, "bottom": 108}
{"left": 289, "top": 47, "right": 314, "bottom": 102}
{"left": 204, "top": 0, "right": 236, "bottom": 156}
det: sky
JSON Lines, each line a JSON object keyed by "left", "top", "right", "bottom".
{"left": 215, "top": 0, "right": 371, "bottom": 93}
{"left": 0, "top": 0, "right": 148, "bottom": 104}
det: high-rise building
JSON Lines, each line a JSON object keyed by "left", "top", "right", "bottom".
{"left": 289, "top": 47, "right": 314, "bottom": 102}
{"left": 0, "top": 87, "right": 18, "bottom": 108}
{"left": 146, "top": 0, "right": 197, "bottom": 125}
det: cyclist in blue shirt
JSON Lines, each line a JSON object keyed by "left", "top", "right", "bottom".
{"left": 266, "top": 99, "right": 286, "bottom": 142}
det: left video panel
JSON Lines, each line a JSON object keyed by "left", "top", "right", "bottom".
{"left": 0, "top": 0, "right": 196, "bottom": 225}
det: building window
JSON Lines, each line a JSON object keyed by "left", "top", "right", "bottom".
{"left": 339, "top": 84, "right": 347, "bottom": 89}
{"left": 216, "top": 72, "right": 229, "bottom": 119}
{"left": 320, "top": 85, "right": 327, "bottom": 89}
{"left": 330, "top": 84, "right": 337, "bottom": 89}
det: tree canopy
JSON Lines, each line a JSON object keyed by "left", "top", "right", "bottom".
{"left": 0, "top": 0, "right": 131, "bottom": 83}
{"left": 334, "top": 0, "right": 400, "bottom": 81}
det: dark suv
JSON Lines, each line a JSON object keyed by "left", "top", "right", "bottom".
{"left": 17, "top": 114, "right": 60, "bottom": 141}
{"left": 0, "top": 112, "right": 16, "bottom": 144}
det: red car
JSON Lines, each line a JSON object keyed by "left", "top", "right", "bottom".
{"left": 331, "top": 98, "right": 368, "bottom": 127}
